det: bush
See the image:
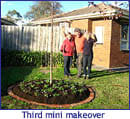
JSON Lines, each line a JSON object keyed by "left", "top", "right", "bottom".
{"left": 1, "top": 49, "right": 76, "bottom": 67}
{"left": 1, "top": 49, "right": 42, "bottom": 67}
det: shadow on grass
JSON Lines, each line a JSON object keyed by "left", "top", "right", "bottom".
{"left": 91, "top": 70, "right": 128, "bottom": 78}
{"left": 1, "top": 66, "right": 35, "bottom": 96}
{"left": 70, "top": 69, "right": 128, "bottom": 79}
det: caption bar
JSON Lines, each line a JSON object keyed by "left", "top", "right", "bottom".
{"left": 0, "top": 110, "right": 130, "bottom": 119}
{"left": 22, "top": 110, "right": 105, "bottom": 119}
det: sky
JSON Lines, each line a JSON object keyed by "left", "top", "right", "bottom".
{"left": 1, "top": 1, "right": 129, "bottom": 24}
{"left": 1, "top": 1, "right": 105, "bottom": 18}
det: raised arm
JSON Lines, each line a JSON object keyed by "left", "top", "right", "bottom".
{"left": 61, "top": 26, "right": 67, "bottom": 37}
{"left": 92, "top": 34, "right": 97, "bottom": 42}
{"left": 91, "top": 33, "right": 97, "bottom": 47}
{"left": 60, "top": 40, "right": 66, "bottom": 52}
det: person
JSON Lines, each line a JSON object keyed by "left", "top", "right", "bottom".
{"left": 83, "top": 32, "right": 97, "bottom": 79}
{"left": 62, "top": 28, "right": 86, "bottom": 78}
{"left": 73, "top": 28, "right": 86, "bottom": 78}
{"left": 60, "top": 32, "right": 75, "bottom": 77}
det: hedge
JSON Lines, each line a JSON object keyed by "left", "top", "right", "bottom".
{"left": 1, "top": 49, "right": 76, "bottom": 67}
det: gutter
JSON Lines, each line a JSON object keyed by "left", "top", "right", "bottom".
{"left": 1, "top": 21, "right": 15, "bottom": 25}
{"left": 31, "top": 10, "right": 129, "bottom": 25}
{"left": 1, "top": 19, "right": 17, "bottom": 25}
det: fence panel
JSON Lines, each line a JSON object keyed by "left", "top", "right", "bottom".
{"left": 1, "top": 25, "right": 75, "bottom": 52}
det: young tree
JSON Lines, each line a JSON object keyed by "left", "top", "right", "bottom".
{"left": 5, "top": 10, "right": 22, "bottom": 23}
{"left": 25, "top": 1, "right": 62, "bottom": 20}
{"left": 50, "top": 2, "right": 54, "bottom": 85}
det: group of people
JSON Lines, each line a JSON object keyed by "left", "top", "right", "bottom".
{"left": 60, "top": 28, "right": 97, "bottom": 79}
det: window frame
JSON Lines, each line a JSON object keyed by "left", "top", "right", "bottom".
{"left": 120, "top": 23, "right": 129, "bottom": 51}
{"left": 95, "top": 26, "right": 104, "bottom": 44}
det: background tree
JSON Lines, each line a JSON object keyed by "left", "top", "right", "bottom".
{"left": 25, "top": 1, "right": 62, "bottom": 20}
{"left": 88, "top": 1, "right": 129, "bottom": 20}
{"left": 88, "top": 1, "right": 129, "bottom": 10}
{"left": 103, "top": 1, "right": 129, "bottom": 10}
{"left": 5, "top": 10, "right": 22, "bottom": 23}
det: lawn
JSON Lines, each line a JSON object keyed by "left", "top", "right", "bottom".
{"left": 1, "top": 66, "right": 129, "bottom": 109}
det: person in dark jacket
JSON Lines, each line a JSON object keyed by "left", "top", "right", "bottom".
{"left": 60, "top": 32, "right": 75, "bottom": 77}
{"left": 83, "top": 33, "right": 97, "bottom": 79}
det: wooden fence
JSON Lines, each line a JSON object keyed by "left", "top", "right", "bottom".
{"left": 1, "top": 25, "right": 75, "bottom": 52}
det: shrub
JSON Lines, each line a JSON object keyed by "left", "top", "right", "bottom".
{"left": 1, "top": 49, "right": 76, "bottom": 67}
{"left": 1, "top": 49, "right": 42, "bottom": 67}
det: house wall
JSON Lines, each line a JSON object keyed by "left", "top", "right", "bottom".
{"left": 71, "top": 19, "right": 92, "bottom": 32}
{"left": 110, "top": 20, "right": 129, "bottom": 68}
{"left": 92, "top": 20, "right": 112, "bottom": 68}
{"left": 70, "top": 18, "right": 129, "bottom": 68}
{"left": 71, "top": 19, "right": 112, "bottom": 68}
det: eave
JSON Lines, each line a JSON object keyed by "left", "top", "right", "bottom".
{"left": 31, "top": 10, "right": 129, "bottom": 25}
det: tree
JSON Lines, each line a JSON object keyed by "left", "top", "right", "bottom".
{"left": 88, "top": 1, "right": 129, "bottom": 20}
{"left": 5, "top": 10, "right": 22, "bottom": 23}
{"left": 88, "top": 1, "right": 129, "bottom": 10}
{"left": 50, "top": 2, "right": 54, "bottom": 85}
{"left": 104, "top": 1, "right": 129, "bottom": 10}
{"left": 25, "top": 1, "right": 62, "bottom": 20}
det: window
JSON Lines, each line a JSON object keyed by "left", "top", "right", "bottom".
{"left": 120, "top": 24, "right": 129, "bottom": 51}
{"left": 59, "top": 22, "right": 69, "bottom": 27}
{"left": 59, "top": 22, "right": 71, "bottom": 33}
{"left": 95, "top": 26, "right": 104, "bottom": 44}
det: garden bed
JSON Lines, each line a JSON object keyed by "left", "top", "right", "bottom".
{"left": 8, "top": 79, "right": 95, "bottom": 107}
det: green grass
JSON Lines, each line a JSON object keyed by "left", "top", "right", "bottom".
{"left": 1, "top": 66, "right": 129, "bottom": 109}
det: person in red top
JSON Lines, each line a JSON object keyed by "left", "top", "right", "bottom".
{"left": 60, "top": 32, "right": 75, "bottom": 77}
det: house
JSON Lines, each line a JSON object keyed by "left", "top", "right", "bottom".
{"left": 31, "top": 3, "right": 129, "bottom": 69}
{"left": 1, "top": 18, "right": 17, "bottom": 25}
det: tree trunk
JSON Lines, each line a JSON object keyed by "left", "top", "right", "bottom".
{"left": 50, "top": 2, "right": 54, "bottom": 85}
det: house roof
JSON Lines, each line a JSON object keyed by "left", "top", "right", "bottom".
{"left": 31, "top": 3, "right": 129, "bottom": 25}
{"left": 1, "top": 18, "right": 17, "bottom": 25}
